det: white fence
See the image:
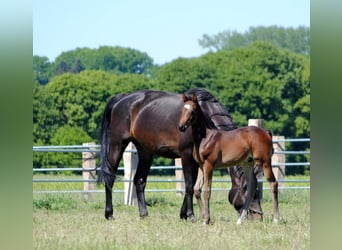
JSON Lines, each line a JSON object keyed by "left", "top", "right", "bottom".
{"left": 33, "top": 137, "right": 310, "bottom": 204}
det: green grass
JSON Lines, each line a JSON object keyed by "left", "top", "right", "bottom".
{"left": 33, "top": 176, "right": 310, "bottom": 250}
{"left": 33, "top": 173, "right": 310, "bottom": 192}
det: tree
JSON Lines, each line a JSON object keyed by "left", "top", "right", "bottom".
{"left": 199, "top": 25, "right": 310, "bottom": 55}
{"left": 53, "top": 46, "right": 155, "bottom": 76}
{"left": 33, "top": 55, "right": 55, "bottom": 84}
{"left": 155, "top": 57, "right": 217, "bottom": 93}
{"left": 33, "top": 70, "right": 154, "bottom": 146}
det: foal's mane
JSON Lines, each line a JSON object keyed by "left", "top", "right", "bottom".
{"left": 185, "top": 88, "right": 237, "bottom": 131}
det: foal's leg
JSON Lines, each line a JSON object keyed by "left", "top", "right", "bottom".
{"left": 194, "top": 167, "right": 205, "bottom": 219}
{"left": 202, "top": 162, "right": 214, "bottom": 224}
{"left": 263, "top": 161, "right": 279, "bottom": 223}
{"left": 237, "top": 164, "right": 257, "bottom": 225}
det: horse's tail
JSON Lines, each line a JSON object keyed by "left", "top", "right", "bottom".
{"left": 98, "top": 94, "right": 126, "bottom": 183}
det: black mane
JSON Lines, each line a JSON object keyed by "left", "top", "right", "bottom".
{"left": 185, "top": 88, "right": 237, "bottom": 131}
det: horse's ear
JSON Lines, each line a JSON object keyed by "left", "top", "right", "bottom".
{"left": 182, "top": 93, "right": 188, "bottom": 102}
{"left": 191, "top": 93, "right": 198, "bottom": 103}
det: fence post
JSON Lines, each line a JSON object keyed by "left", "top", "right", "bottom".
{"left": 175, "top": 158, "right": 184, "bottom": 195}
{"left": 82, "top": 142, "right": 96, "bottom": 193}
{"left": 248, "top": 119, "right": 264, "bottom": 199}
{"left": 272, "top": 136, "right": 286, "bottom": 187}
{"left": 123, "top": 142, "right": 138, "bottom": 206}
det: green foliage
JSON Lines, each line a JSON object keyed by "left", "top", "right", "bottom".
{"left": 54, "top": 46, "right": 155, "bottom": 76}
{"left": 199, "top": 25, "right": 310, "bottom": 55}
{"left": 34, "top": 126, "right": 92, "bottom": 171}
{"left": 154, "top": 57, "right": 217, "bottom": 93}
{"left": 33, "top": 55, "right": 55, "bottom": 84}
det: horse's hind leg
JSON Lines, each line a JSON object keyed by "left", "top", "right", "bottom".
{"left": 133, "top": 150, "right": 153, "bottom": 218}
{"left": 104, "top": 141, "right": 129, "bottom": 220}
{"left": 237, "top": 164, "right": 257, "bottom": 225}
{"left": 263, "top": 161, "right": 279, "bottom": 223}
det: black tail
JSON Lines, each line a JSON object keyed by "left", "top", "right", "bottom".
{"left": 97, "top": 94, "right": 126, "bottom": 183}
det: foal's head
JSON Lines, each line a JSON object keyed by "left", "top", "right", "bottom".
{"left": 178, "top": 93, "right": 200, "bottom": 132}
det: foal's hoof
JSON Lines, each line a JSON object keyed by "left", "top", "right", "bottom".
{"left": 203, "top": 219, "right": 214, "bottom": 225}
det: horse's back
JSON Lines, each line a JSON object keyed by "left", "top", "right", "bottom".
{"left": 112, "top": 90, "right": 191, "bottom": 157}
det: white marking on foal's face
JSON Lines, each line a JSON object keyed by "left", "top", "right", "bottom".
{"left": 184, "top": 104, "right": 191, "bottom": 110}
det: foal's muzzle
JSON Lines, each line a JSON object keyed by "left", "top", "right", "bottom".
{"left": 178, "top": 123, "right": 189, "bottom": 132}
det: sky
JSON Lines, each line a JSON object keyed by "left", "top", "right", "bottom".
{"left": 33, "top": 0, "right": 310, "bottom": 65}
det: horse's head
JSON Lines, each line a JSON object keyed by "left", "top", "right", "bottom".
{"left": 178, "top": 93, "right": 200, "bottom": 132}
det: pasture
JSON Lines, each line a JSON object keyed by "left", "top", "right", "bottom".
{"left": 33, "top": 175, "right": 310, "bottom": 250}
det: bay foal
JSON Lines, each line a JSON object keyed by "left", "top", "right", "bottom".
{"left": 178, "top": 94, "right": 279, "bottom": 224}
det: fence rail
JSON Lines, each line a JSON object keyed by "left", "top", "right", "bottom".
{"left": 33, "top": 138, "right": 310, "bottom": 198}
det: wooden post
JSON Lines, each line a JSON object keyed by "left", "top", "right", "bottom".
{"left": 175, "top": 158, "right": 185, "bottom": 195}
{"left": 123, "top": 142, "right": 138, "bottom": 206}
{"left": 248, "top": 118, "right": 264, "bottom": 128}
{"left": 272, "top": 136, "right": 286, "bottom": 187}
{"left": 248, "top": 119, "right": 264, "bottom": 199}
{"left": 82, "top": 142, "right": 96, "bottom": 193}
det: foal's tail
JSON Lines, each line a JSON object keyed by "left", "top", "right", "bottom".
{"left": 98, "top": 94, "right": 126, "bottom": 183}
{"left": 267, "top": 130, "right": 274, "bottom": 155}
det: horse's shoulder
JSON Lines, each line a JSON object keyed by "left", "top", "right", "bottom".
{"left": 200, "top": 130, "right": 221, "bottom": 153}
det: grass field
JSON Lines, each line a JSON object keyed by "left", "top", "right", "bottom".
{"left": 33, "top": 175, "right": 310, "bottom": 250}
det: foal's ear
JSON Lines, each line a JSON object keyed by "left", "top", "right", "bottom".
{"left": 191, "top": 93, "right": 198, "bottom": 103}
{"left": 182, "top": 93, "right": 188, "bottom": 102}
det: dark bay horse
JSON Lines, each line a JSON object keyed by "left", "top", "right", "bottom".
{"left": 99, "top": 88, "right": 263, "bottom": 221}
{"left": 178, "top": 93, "right": 279, "bottom": 224}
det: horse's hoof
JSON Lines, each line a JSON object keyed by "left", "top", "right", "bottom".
{"left": 273, "top": 218, "right": 279, "bottom": 223}
{"left": 180, "top": 215, "right": 187, "bottom": 220}
{"left": 139, "top": 213, "right": 149, "bottom": 219}
{"left": 105, "top": 215, "right": 114, "bottom": 220}
{"left": 105, "top": 208, "right": 113, "bottom": 220}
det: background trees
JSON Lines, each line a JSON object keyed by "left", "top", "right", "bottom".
{"left": 33, "top": 26, "right": 310, "bottom": 173}
{"left": 198, "top": 25, "right": 310, "bottom": 55}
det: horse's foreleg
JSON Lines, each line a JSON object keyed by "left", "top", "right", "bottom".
{"left": 237, "top": 164, "right": 257, "bottom": 225}
{"left": 202, "top": 162, "right": 213, "bottom": 225}
{"left": 263, "top": 161, "right": 279, "bottom": 223}
{"left": 179, "top": 155, "right": 198, "bottom": 222}
{"left": 194, "top": 168, "right": 205, "bottom": 219}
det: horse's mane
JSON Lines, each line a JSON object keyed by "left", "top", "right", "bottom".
{"left": 185, "top": 88, "right": 237, "bottom": 131}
